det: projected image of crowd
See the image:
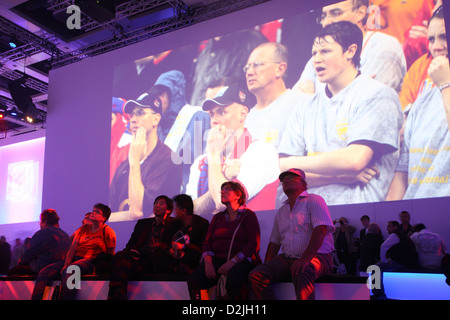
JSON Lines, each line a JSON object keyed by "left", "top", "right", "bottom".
{"left": 109, "top": 0, "right": 449, "bottom": 223}
{"left": 4, "top": 0, "right": 448, "bottom": 301}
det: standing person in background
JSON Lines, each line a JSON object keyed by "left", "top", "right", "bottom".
{"left": 333, "top": 217, "right": 358, "bottom": 274}
{"left": 0, "top": 236, "right": 11, "bottom": 275}
{"left": 359, "top": 222, "right": 383, "bottom": 272}
{"left": 399, "top": 210, "right": 414, "bottom": 237}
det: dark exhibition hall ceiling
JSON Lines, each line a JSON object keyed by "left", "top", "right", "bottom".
{"left": 0, "top": 0, "right": 269, "bottom": 140}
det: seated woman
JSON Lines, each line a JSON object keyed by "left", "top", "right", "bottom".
{"left": 31, "top": 203, "right": 116, "bottom": 300}
{"left": 187, "top": 181, "right": 261, "bottom": 299}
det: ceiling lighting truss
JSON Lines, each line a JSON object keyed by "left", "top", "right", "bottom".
{"left": 51, "top": 0, "right": 269, "bottom": 68}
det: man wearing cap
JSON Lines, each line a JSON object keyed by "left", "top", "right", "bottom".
{"left": 248, "top": 168, "right": 335, "bottom": 300}
{"left": 109, "top": 91, "right": 182, "bottom": 221}
{"left": 185, "top": 83, "right": 280, "bottom": 216}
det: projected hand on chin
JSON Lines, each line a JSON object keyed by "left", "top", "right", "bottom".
{"left": 206, "top": 125, "right": 227, "bottom": 162}
{"left": 129, "top": 127, "right": 148, "bottom": 164}
{"left": 429, "top": 55, "right": 450, "bottom": 87}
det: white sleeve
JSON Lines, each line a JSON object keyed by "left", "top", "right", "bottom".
{"left": 380, "top": 233, "right": 400, "bottom": 263}
{"left": 235, "top": 141, "right": 280, "bottom": 199}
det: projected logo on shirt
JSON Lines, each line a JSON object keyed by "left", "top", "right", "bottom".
{"left": 336, "top": 119, "right": 349, "bottom": 141}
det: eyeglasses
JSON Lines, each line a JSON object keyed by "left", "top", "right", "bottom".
{"left": 91, "top": 209, "right": 104, "bottom": 217}
{"left": 130, "top": 108, "right": 157, "bottom": 118}
{"left": 243, "top": 61, "right": 281, "bottom": 73}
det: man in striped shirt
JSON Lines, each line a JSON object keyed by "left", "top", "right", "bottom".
{"left": 248, "top": 168, "right": 335, "bottom": 300}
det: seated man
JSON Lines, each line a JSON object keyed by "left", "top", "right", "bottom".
{"left": 186, "top": 83, "right": 280, "bottom": 215}
{"left": 411, "top": 223, "right": 446, "bottom": 270}
{"left": 279, "top": 21, "right": 403, "bottom": 206}
{"left": 107, "top": 195, "right": 181, "bottom": 300}
{"left": 248, "top": 169, "right": 335, "bottom": 300}
{"left": 372, "top": 221, "right": 418, "bottom": 300}
{"left": 163, "top": 194, "right": 210, "bottom": 274}
{"left": 109, "top": 91, "right": 182, "bottom": 221}
{"left": 8, "top": 209, "right": 70, "bottom": 275}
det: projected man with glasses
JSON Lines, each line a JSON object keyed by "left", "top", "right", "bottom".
{"left": 109, "top": 91, "right": 181, "bottom": 222}
{"left": 279, "top": 21, "right": 403, "bottom": 206}
{"left": 244, "top": 42, "right": 305, "bottom": 150}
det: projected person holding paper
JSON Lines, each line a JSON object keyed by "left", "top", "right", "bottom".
{"left": 279, "top": 21, "right": 403, "bottom": 206}
{"left": 185, "top": 82, "right": 280, "bottom": 216}
{"left": 109, "top": 91, "right": 182, "bottom": 221}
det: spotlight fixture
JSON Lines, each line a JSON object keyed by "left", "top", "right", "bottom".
{"left": 8, "top": 77, "right": 40, "bottom": 121}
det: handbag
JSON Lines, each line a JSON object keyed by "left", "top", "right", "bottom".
{"left": 208, "top": 214, "right": 245, "bottom": 300}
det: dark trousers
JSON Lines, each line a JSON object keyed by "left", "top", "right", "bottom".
{"left": 187, "top": 256, "right": 254, "bottom": 300}
{"left": 108, "top": 250, "right": 171, "bottom": 299}
{"left": 371, "top": 260, "right": 405, "bottom": 299}
{"left": 248, "top": 253, "right": 333, "bottom": 300}
{"left": 31, "top": 257, "right": 94, "bottom": 300}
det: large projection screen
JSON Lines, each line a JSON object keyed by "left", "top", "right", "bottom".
{"left": 42, "top": 0, "right": 450, "bottom": 253}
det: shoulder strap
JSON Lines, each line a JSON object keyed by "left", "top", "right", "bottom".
{"left": 102, "top": 225, "right": 109, "bottom": 251}
{"left": 226, "top": 211, "right": 248, "bottom": 261}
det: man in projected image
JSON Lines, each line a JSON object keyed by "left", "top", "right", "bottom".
{"left": 109, "top": 91, "right": 182, "bottom": 221}
{"left": 293, "top": 0, "right": 406, "bottom": 94}
{"left": 185, "top": 83, "right": 280, "bottom": 216}
{"left": 386, "top": 6, "right": 450, "bottom": 201}
{"left": 244, "top": 42, "right": 305, "bottom": 150}
{"left": 278, "top": 21, "right": 403, "bottom": 206}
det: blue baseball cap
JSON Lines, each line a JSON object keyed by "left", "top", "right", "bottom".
{"left": 202, "top": 84, "right": 256, "bottom": 111}
{"left": 279, "top": 168, "right": 306, "bottom": 181}
{"left": 124, "top": 91, "right": 162, "bottom": 115}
